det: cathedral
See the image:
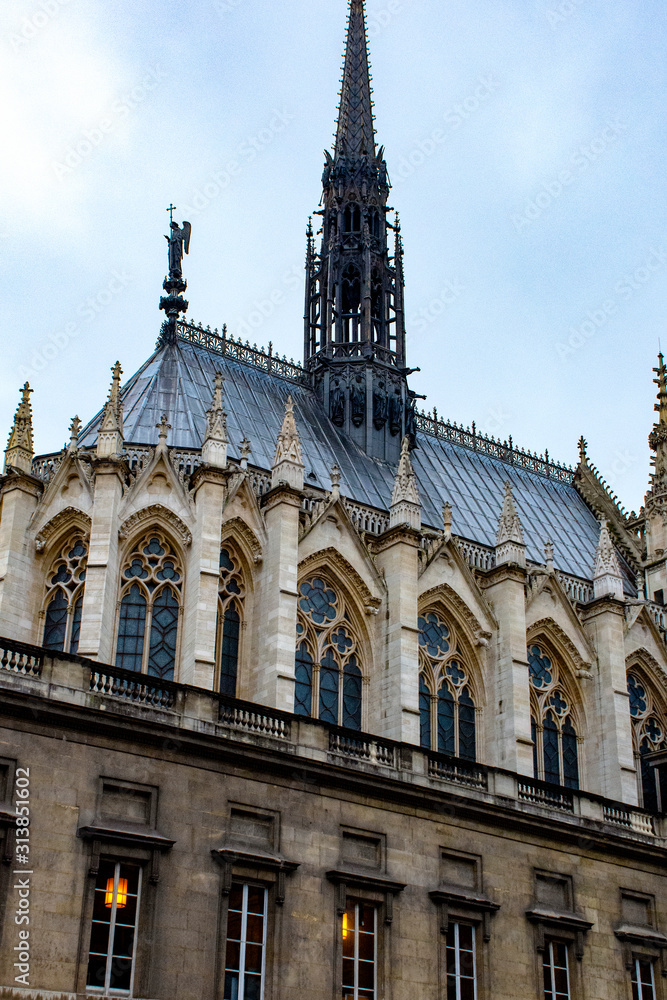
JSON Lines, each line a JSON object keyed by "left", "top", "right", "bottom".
{"left": 1, "top": 2, "right": 667, "bottom": 998}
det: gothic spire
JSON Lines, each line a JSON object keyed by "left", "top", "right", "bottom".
{"left": 593, "top": 519, "right": 624, "bottom": 601}
{"left": 648, "top": 352, "right": 667, "bottom": 491}
{"left": 271, "top": 396, "right": 304, "bottom": 491}
{"left": 3, "top": 383, "right": 34, "bottom": 475}
{"left": 96, "top": 362, "right": 124, "bottom": 458}
{"left": 202, "top": 373, "right": 228, "bottom": 468}
{"left": 390, "top": 436, "right": 421, "bottom": 529}
{"left": 495, "top": 482, "right": 526, "bottom": 567}
{"left": 335, "top": 0, "right": 376, "bottom": 160}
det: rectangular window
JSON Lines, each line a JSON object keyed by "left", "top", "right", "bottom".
{"left": 446, "top": 922, "right": 477, "bottom": 1000}
{"left": 543, "top": 940, "right": 570, "bottom": 1000}
{"left": 224, "top": 883, "right": 268, "bottom": 1000}
{"left": 632, "top": 958, "right": 656, "bottom": 1000}
{"left": 342, "top": 901, "right": 376, "bottom": 1000}
{"left": 87, "top": 860, "right": 141, "bottom": 994}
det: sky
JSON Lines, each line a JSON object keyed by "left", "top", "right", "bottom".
{"left": 2, "top": 0, "right": 666, "bottom": 515}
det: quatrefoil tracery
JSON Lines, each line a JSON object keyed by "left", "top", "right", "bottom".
{"left": 528, "top": 643, "right": 577, "bottom": 733}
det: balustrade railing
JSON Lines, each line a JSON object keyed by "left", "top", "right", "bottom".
{"left": 0, "top": 638, "right": 43, "bottom": 677}
{"left": 428, "top": 753, "right": 488, "bottom": 790}
{"left": 517, "top": 778, "right": 575, "bottom": 812}
{"left": 329, "top": 730, "right": 396, "bottom": 766}
{"left": 558, "top": 573, "right": 595, "bottom": 605}
{"left": 89, "top": 664, "right": 177, "bottom": 710}
{"left": 176, "top": 322, "right": 308, "bottom": 384}
{"left": 457, "top": 539, "right": 495, "bottom": 571}
{"left": 603, "top": 804, "right": 655, "bottom": 836}
{"left": 218, "top": 698, "right": 291, "bottom": 740}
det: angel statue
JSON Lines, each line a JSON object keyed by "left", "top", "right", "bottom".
{"left": 166, "top": 219, "right": 192, "bottom": 274}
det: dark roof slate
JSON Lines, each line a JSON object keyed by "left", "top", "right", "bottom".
{"left": 79, "top": 340, "right": 601, "bottom": 580}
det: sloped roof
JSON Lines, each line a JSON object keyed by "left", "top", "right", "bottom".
{"left": 78, "top": 339, "right": 602, "bottom": 580}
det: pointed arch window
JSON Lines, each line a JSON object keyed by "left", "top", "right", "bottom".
{"left": 293, "top": 577, "right": 364, "bottom": 730}
{"left": 528, "top": 644, "right": 580, "bottom": 789}
{"left": 216, "top": 546, "right": 246, "bottom": 697}
{"left": 627, "top": 672, "right": 665, "bottom": 812}
{"left": 344, "top": 204, "right": 361, "bottom": 233}
{"left": 115, "top": 532, "right": 182, "bottom": 681}
{"left": 42, "top": 536, "right": 88, "bottom": 654}
{"left": 419, "top": 611, "right": 477, "bottom": 761}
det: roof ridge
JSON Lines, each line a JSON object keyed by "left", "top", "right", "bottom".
{"left": 176, "top": 320, "right": 307, "bottom": 385}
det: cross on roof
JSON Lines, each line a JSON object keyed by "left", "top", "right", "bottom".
{"left": 166, "top": 203, "right": 177, "bottom": 223}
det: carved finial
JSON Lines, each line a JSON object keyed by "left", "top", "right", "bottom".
{"left": 272, "top": 395, "right": 305, "bottom": 490}
{"left": 593, "top": 519, "right": 624, "bottom": 601}
{"left": 443, "top": 502, "right": 453, "bottom": 542}
{"left": 156, "top": 414, "right": 171, "bottom": 450}
{"left": 390, "top": 436, "right": 421, "bottom": 530}
{"left": 239, "top": 436, "right": 252, "bottom": 471}
{"left": 331, "top": 463, "right": 341, "bottom": 500}
{"left": 495, "top": 482, "right": 526, "bottom": 567}
{"left": 648, "top": 352, "right": 667, "bottom": 492}
{"left": 202, "top": 372, "right": 228, "bottom": 468}
{"left": 96, "top": 362, "right": 124, "bottom": 458}
{"left": 636, "top": 571, "right": 646, "bottom": 601}
{"left": 158, "top": 216, "right": 191, "bottom": 348}
{"left": 68, "top": 415, "right": 82, "bottom": 453}
{"left": 578, "top": 436, "right": 588, "bottom": 465}
{"left": 545, "top": 540, "right": 554, "bottom": 574}
{"left": 3, "top": 382, "right": 34, "bottom": 474}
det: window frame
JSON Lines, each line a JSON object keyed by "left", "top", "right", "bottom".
{"left": 222, "top": 881, "right": 269, "bottom": 1000}
{"left": 631, "top": 956, "right": 657, "bottom": 1000}
{"left": 342, "top": 898, "right": 378, "bottom": 1000}
{"left": 543, "top": 938, "right": 571, "bottom": 1000}
{"left": 40, "top": 534, "right": 88, "bottom": 654}
{"left": 527, "top": 642, "right": 582, "bottom": 790}
{"left": 445, "top": 921, "right": 478, "bottom": 1000}
{"left": 215, "top": 544, "right": 248, "bottom": 697}
{"left": 85, "top": 859, "right": 143, "bottom": 996}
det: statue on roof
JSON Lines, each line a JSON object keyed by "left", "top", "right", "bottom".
{"left": 166, "top": 219, "right": 191, "bottom": 276}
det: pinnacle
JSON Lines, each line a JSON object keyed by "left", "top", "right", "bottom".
{"left": 335, "top": 0, "right": 376, "bottom": 160}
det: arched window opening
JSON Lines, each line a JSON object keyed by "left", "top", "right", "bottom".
{"left": 216, "top": 546, "right": 246, "bottom": 697}
{"left": 528, "top": 644, "right": 580, "bottom": 789}
{"left": 341, "top": 265, "right": 361, "bottom": 344}
{"left": 115, "top": 531, "right": 183, "bottom": 681}
{"left": 344, "top": 204, "right": 361, "bottom": 232}
{"left": 293, "top": 577, "right": 365, "bottom": 730}
{"left": 370, "top": 209, "right": 381, "bottom": 239}
{"left": 42, "top": 536, "right": 88, "bottom": 654}
{"left": 627, "top": 672, "right": 665, "bottom": 812}
{"left": 371, "top": 268, "right": 383, "bottom": 344}
{"left": 419, "top": 611, "right": 477, "bottom": 761}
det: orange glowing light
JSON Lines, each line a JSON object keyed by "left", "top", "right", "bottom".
{"left": 342, "top": 912, "right": 348, "bottom": 939}
{"left": 105, "top": 877, "right": 128, "bottom": 909}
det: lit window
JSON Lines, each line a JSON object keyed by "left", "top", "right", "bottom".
{"left": 543, "top": 940, "right": 570, "bottom": 1000}
{"left": 115, "top": 532, "right": 182, "bottom": 680}
{"left": 224, "top": 883, "right": 268, "bottom": 1000}
{"left": 446, "top": 922, "right": 477, "bottom": 1000}
{"left": 42, "top": 536, "right": 88, "bottom": 654}
{"left": 528, "top": 645, "right": 579, "bottom": 789}
{"left": 419, "top": 612, "right": 477, "bottom": 760}
{"left": 87, "top": 860, "right": 141, "bottom": 994}
{"left": 632, "top": 957, "right": 656, "bottom": 1000}
{"left": 294, "top": 578, "right": 364, "bottom": 730}
{"left": 342, "top": 901, "right": 376, "bottom": 1000}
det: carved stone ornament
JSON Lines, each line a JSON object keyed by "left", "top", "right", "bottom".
{"left": 119, "top": 504, "right": 193, "bottom": 547}
{"left": 298, "top": 547, "right": 383, "bottom": 613}
{"left": 34, "top": 507, "right": 92, "bottom": 553}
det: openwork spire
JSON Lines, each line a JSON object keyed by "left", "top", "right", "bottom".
{"left": 648, "top": 352, "right": 667, "bottom": 490}
{"left": 272, "top": 396, "right": 304, "bottom": 490}
{"left": 593, "top": 519, "right": 624, "bottom": 601}
{"left": 390, "top": 436, "right": 421, "bottom": 529}
{"left": 96, "top": 362, "right": 124, "bottom": 458}
{"left": 335, "top": 0, "right": 376, "bottom": 160}
{"left": 495, "top": 482, "right": 526, "bottom": 567}
{"left": 202, "top": 373, "right": 228, "bottom": 468}
{"left": 3, "top": 383, "right": 34, "bottom": 474}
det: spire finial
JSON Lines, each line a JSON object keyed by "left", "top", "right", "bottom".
{"left": 578, "top": 436, "right": 588, "bottom": 465}
{"left": 335, "top": 0, "right": 376, "bottom": 160}
{"left": 390, "top": 436, "right": 421, "bottom": 529}
{"left": 272, "top": 396, "right": 305, "bottom": 490}
{"left": 96, "top": 362, "right": 124, "bottom": 458}
{"left": 648, "top": 352, "right": 667, "bottom": 491}
{"left": 593, "top": 518, "right": 624, "bottom": 601}
{"left": 495, "top": 482, "right": 526, "bottom": 567}
{"left": 202, "top": 372, "right": 228, "bottom": 468}
{"left": 68, "top": 415, "right": 82, "bottom": 453}
{"left": 3, "top": 382, "right": 34, "bottom": 475}
{"left": 158, "top": 215, "right": 191, "bottom": 348}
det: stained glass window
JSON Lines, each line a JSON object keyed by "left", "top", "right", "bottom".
{"left": 626, "top": 672, "right": 666, "bottom": 812}
{"left": 42, "top": 535, "right": 88, "bottom": 653}
{"left": 294, "top": 577, "right": 364, "bottom": 729}
{"left": 419, "top": 611, "right": 477, "bottom": 761}
{"left": 216, "top": 547, "right": 246, "bottom": 697}
{"left": 529, "top": 643, "right": 580, "bottom": 789}
{"left": 115, "top": 531, "right": 182, "bottom": 678}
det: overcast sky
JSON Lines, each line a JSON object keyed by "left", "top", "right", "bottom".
{"left": 2, "top": 0, "right": 666, "bottom": 513}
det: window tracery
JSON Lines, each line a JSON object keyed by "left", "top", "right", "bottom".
{"left": 419, "top": 611, "right": 476, "bottom": 761}
{"left": 216, "top": 546, "right": 246, "bottom": 697}
{"left": 294, "top": 577, "right": 363, "bottom": 730}
{"left": 115, "top": 531, "right": 182, "bottom": 681}
{"left": 627, "top": 671, "right": 666, "bottom": 812}
{"left": 42, "top": 535, "right": 88, "bottom": 654}
{"left": 528, "top": 644, "right": 580, "bottom": 789}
